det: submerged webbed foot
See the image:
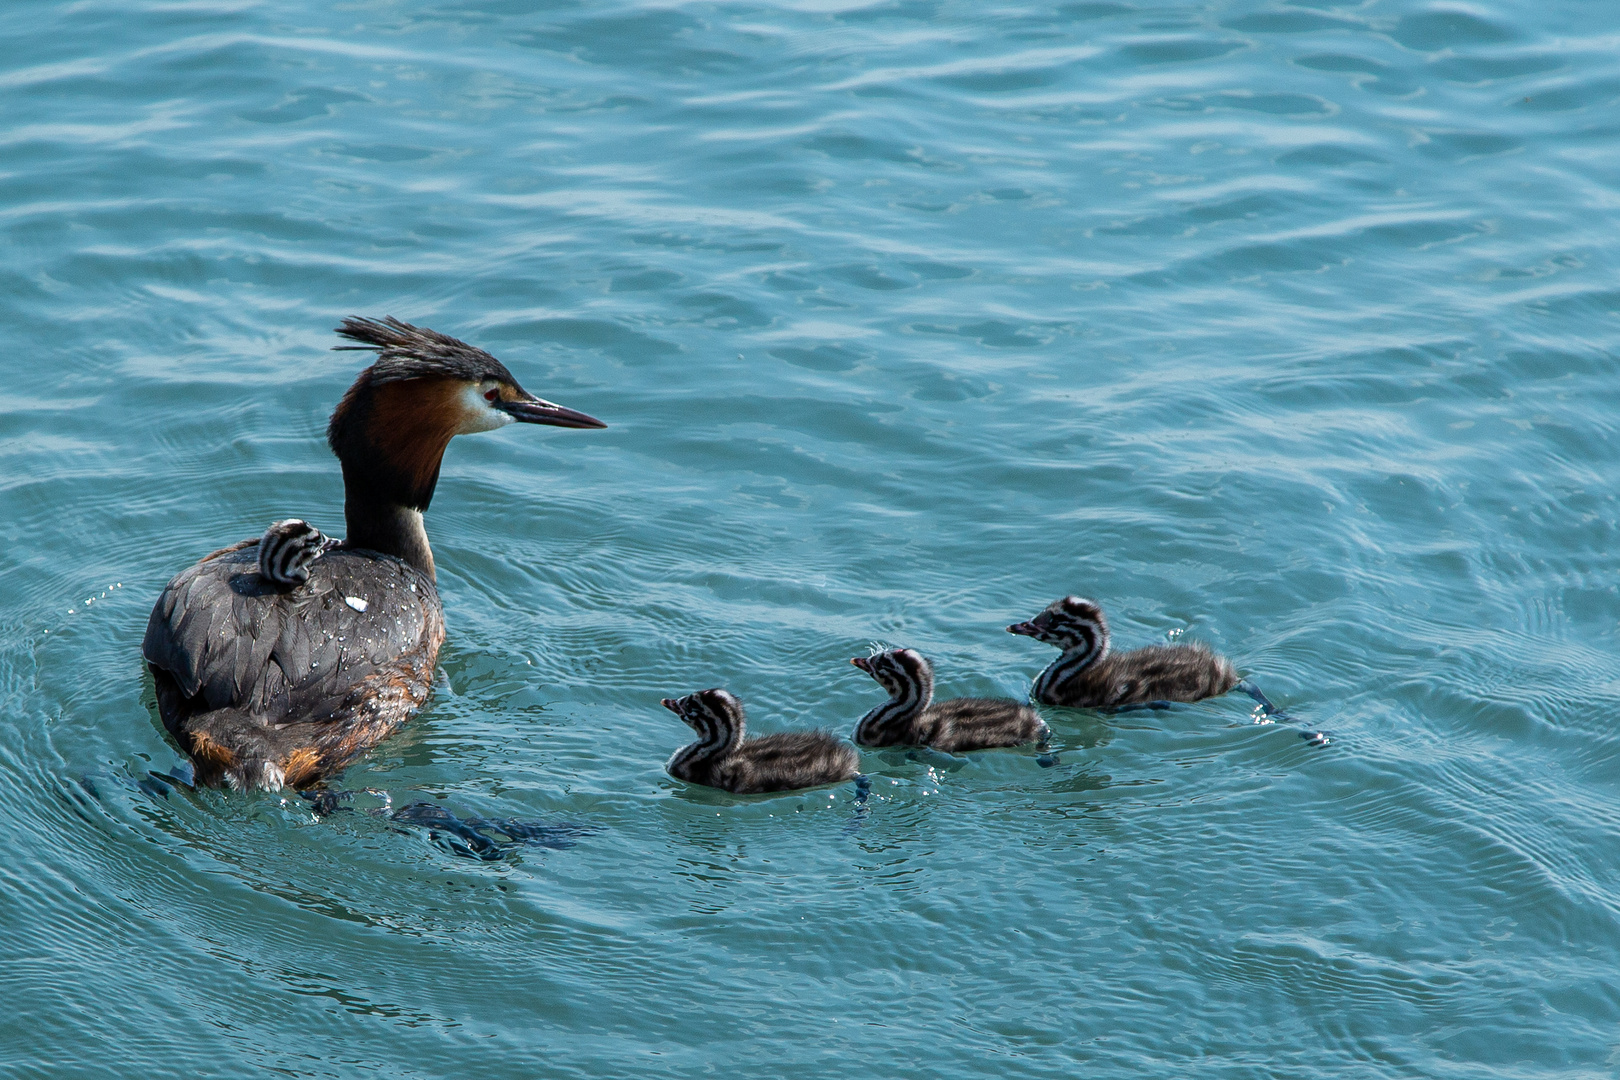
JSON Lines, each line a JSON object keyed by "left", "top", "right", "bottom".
{"left": 299, "top": 788, "right": 351, "bottom": 816}
{"left": 389, "top": 801, "right": 595, "bottom": 861}
{"left": 1239, "top": 679, "right": 1329, "bottom": 748}
{"left": 840, "top": 775, "right": 873, "bottom": 837}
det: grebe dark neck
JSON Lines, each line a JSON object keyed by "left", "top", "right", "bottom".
{"left": 662, "top": 689, "right": 860, "bottom": 795}
{"left": 1008, "top": 595, "right": 1238, "bottom": 709}
{"left": 142, "top": 317, "right": 605, "bottom": 790}
{"left": 851, "top": 647, "right": 1047, "bottom": 753}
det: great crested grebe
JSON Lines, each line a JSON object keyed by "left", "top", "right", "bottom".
{"left": 141, "top": 317, "right": 605, "bottom": 790}
{"left": 1007, "top": 596, "right": 1237, "bottom": 708}
{"left": 661, "top": 689, "right": 860, "bottom": 794}
{"left": 851, "top": 648, "right": 1048, "bottom": 752}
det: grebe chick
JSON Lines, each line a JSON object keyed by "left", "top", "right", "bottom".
{"left": 257, "top": 519, "right": 338, "bottom": 587}
{"left": 1008, "top": 596, "right": 1237, "bottom": 709}
{"left": 142, "top": 317, "right": 605, "bottom": 791}
{"left": 662, "top": 689, "right": 860, "bottom": 794}
{"left": 852, "top": 648, "right": 1047, "bottom": 752}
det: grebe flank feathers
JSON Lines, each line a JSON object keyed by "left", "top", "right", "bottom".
{"left": 852, "top": 648, "right": 1047, "bottom": 752}
{"left": 662, "top": 689, "right": 860, "bottom": 794}
{"left": 1008, "top": 596, "right": 1238, "bottom": 709}
{"left": 142, "top": 317, "right": 605, "bottom": 791}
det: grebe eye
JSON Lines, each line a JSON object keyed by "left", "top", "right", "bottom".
{"left": 484, "top": 388, "right": 499, "bottom": 403}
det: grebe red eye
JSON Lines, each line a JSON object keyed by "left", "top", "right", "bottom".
{"left": 484, "top": 388, "right": 499, "bottom": 403}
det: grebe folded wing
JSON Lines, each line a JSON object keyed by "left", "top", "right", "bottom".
{"left": 147, "top": 544, "right": 440, "bottom": 714}
{"left": 144, "top": 544, "right": 289, "bottom": 712}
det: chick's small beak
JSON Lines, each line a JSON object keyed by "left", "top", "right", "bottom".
{"left": 850, "top": 657, "right": 871, "bottom": 672}
{"left": 1007, "top": 621, "right": 1039, "bottom": 637}
{"left": 500, "top": 393, "right": 606, "bottom": 430}
{"left": 661, "top": 698, "right": 679, "bottom": 712}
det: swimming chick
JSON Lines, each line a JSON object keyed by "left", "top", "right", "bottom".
{"left": 142, "top": 317, "right": 605, "bottom": 790}
{"left": 1007, "top": 596, "right": 1238, "bottom": 708}
{"left": 662, "top": 689, "right": 860, "bottom": 794}
{"left": 852, "top": 648, "right": 1047, "bottom": 752}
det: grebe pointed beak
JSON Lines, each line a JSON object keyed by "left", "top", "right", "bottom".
{"left": 850, "top": 657, "right": 871, "bottom": 672}
{"left": 660, "top": 698, "right": 680, "bottom": 712}
{"left": 500, "top": 394, "right": 607, "bottom": 430}
{"left": 1007, "top": 621, "right": 1038, "bottom": 637}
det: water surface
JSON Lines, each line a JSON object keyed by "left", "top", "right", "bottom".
{"left": 4, "top": 0, "right": 1620, "bottom": 1076}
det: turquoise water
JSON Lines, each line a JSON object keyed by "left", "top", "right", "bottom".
{"left": 5, "top": 0, "right": 1620, "bottom": 1074}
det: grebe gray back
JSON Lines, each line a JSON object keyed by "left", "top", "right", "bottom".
{"left": 851, "top": 647, "right": 1047, "bottom": 752}
{"left": 662, "top": 689, "right": 860, "bottom": 794}
{"left": 142, "top": 317, "right": 605, "bottom": 790}
{"left": 1007, "top": 596, "right": 1238, "bottom": 709}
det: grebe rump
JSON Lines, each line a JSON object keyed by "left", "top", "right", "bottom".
{"left": 142, "top": 317, "right": 604, "bottom": 790}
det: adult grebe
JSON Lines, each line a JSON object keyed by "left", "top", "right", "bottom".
{"left": 141, "top": 317, "right": 605, "bottom": 790}
{"left": 661, "top": 689, "right": 860, "bottom": 794}
{"left": 851, "top": 648, "right": 1047, "bottom": 752}
{"left": 1007, "top": 596, "right": 1237, "bottom": 708}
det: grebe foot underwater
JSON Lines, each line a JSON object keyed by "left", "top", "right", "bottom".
{"left": 1237, "top": 680, "right": 1330, "bottom": 746}
{"left": 838, "top": 773, "right": 875, "bottom": 837}
{"left": 294, "top": 790, "right": 594, "bottom": 860}
{"left": 142, "top": 317, "right": 605, "bottom": 791}
{"left": 387, "top": 802, "right": 596, "bottom": 861}
{"left": 852, "top": 648, "right": 1048, "bottom": 753}
{"left": 662, "top": 689, "right": 861, "bottom": 795}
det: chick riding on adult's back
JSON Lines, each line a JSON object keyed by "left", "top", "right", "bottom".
{"left": 142, "top": 317, "right": 605, "bottom": 790}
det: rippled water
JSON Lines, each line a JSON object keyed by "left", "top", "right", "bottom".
{"left": 5, "top": 0, "right": 1620, "bottom": 1075}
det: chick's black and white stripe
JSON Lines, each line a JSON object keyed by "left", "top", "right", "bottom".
{"left": 257, "top": 519, "right": 336, "bottom": 587}
{"left": 662, "top": 688, "right": 859, "bottom": 795}
{"left": 853, "top": 648, "right": 935, "bottom": 746}
{"left": 1009, "top": 596, "right": 1237, "bottom": 709}
{"left": 663, "top": 688, "right": 741, "bottom": 777}
{"left": 852, "top": 648, "right": 1047, "bottom": 753}
{"left": 1024, "top": 600, "right": 1107, "bottom": 704}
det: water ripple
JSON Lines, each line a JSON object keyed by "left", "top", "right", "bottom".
{"left": 6, "top": 0, "right": 1620, "bottom": 1075}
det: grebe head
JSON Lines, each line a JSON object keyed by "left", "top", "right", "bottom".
{"left": 661, "top": 688, "right": 744, "bottom": 735}
{"left": 851, "top": 648, "right": 932, "bottom": 699}
{"left": 1008, "top": 596, "right": 1109, "bottom": 654}
{"left": 327, "top": 316, "right": 605, "bottom": 513}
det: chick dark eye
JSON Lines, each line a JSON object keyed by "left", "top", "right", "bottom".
{"left": 484, "top": 388, "right": 499, "bottom": 403}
